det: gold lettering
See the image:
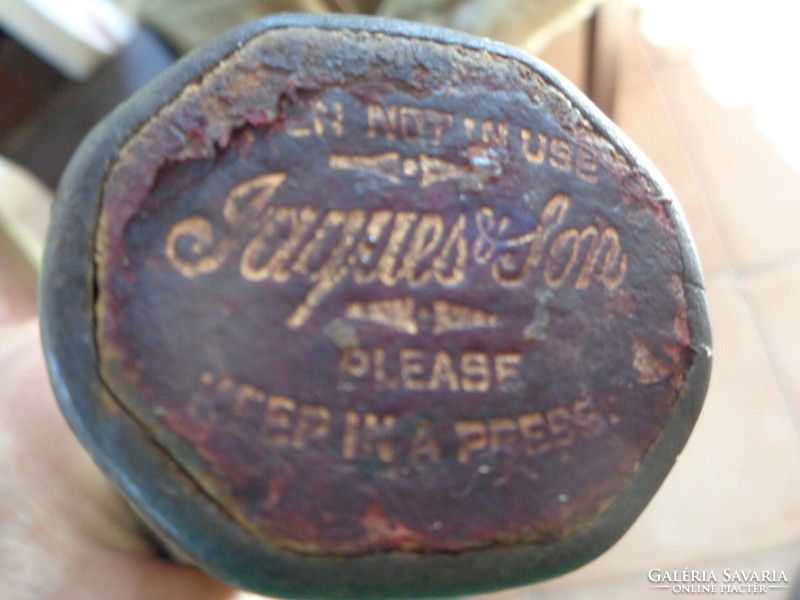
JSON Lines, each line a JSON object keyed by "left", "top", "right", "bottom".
{"left": 366, "top": 105, "right": 457, "bottom": 142}
{"left": 373, "top": 347, "right": 388, "bottom": 386}
{"left": 599, "top": 228, "right": 627, "bottom": 290}
{"left": 488, "top": 417, "right": 518, "bottom": 453}
{"left": 545, "top": 225, "right": 627, "bottom": 291}
{"left": 232, "top": 383, "right": 265, "bottom": 417}
{"left": 340, "top": 348, "right": 370, "bottom": 378}
{"left": 409, "top": 422, "right": 441, "bottom": 462}
{"left": 286, "top": 210, "right": 367, "bottom": 327}
{"left": 292, "top": 404, "right": 331, "bottom": 449}
{"left": 165, "top": 217, "right": 232, "bottom": 278}
{"left": 361, "top": 413, "right": 396, "bottom": 462}
{"left": 573, "top": 227, "right": 601, "bottom": 289}
{"left": 312, "top": 100, "right": 344, "bottom": 136}
{"left": 479, "top": 193, "right": 571, "bottom": 285}
{"left": 461, "top": 352, "right": 490, "bottom": 392}
{"left": 549, "top": 138, "right": 572, "bottom": 171}
{"left": 399, "top": 214, "right": 444, "bottom": 283}
{"left": 432, "top": 214, "right": 467, "bottom": 285}
{"left": 576, "top": 146, "right": 598, "bottom": 182}
{"left": 375, "top": 213, "right": 418, "bottom": 286}
{"left": 481, "top": 120, "right": 509, "bottom": 148}
{"left": 285, "top": 100, "right": 342, "bottom": 138}
{"left": 456, "top": 421, "right": 488, "bottom": 463}
{"left": 518, "top": 412, "right": 551, "bottom": 456}
{"left": 263, "top": 395, "right": 296, "bottom": 446}
{"left": 340, "top": 347, "right": 526, "bottom": 394}
{"left": 167, "top": 184, "right": 626, "bottom": 328}
{"left": 292, "top": 211, "right": 356, "bottom": 275}
{"left": 463, "top": 117, "right": 476, "bottom": 139}
{"left": 343, "top": 410, "right": 360, "bottom": 459}
{"left": 166, "top": 173, "right": 286, "bottom": 277}
{"left": 224, "top": 174, "right": 287, "bottom": 227}
{"left": 523, "top": 193, "right": 571, "bottom": 270}
{"left": 495, "top": 353, "right": 521, "bottom": 390}
{"left": 573, "top": 397, "right": 607, "bottom": 436}
{"left": 544, "top": 228, "right": 580, "bottom": 288}
{"left": 352, "top": 210, "right": 395, "bottom": 284}
{"left": 521, "top": 128, "right": 547, "bottom": 163}
{"left": 429, "top": 111, "right": 454, "bottom": 140}
{"left": 400, "top": 348, "right": 426, "bottom": 391}
{"left": 200, "top": 374, "right": 619, "bottom": 465}
{"left": 546, "top": 407, "right": 575, "bottom": 447}
{"left": 367, "top": 104, "right": 398, "bottom": 139}
{"left": 428, "top": 351, "right": 459, "bottom": 392}
{"left": 575, "top": 226, "right": 629, "bottom": 291}
{"left": 473, "top": 208, "right": 499, "bottom": 265}
{"left": 241, "top": 207, "right": 317, "bottom": 282}
{"left": 397, "top": 106, "right": 454, "bottom": 142}
{"left": 400, "top": 106, "right": 424, "bottom": 142}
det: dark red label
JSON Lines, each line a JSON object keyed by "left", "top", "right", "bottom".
{"left": 94, "top": 28, "right": 692, "bottom": 554}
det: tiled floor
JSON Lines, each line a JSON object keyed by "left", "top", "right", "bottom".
{"left": 2, "top": 5, "right": 799, "bottom": 600}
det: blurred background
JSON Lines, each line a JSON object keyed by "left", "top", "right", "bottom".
{"left": 1, "top": 1, "right": 799, "bottom": 598}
